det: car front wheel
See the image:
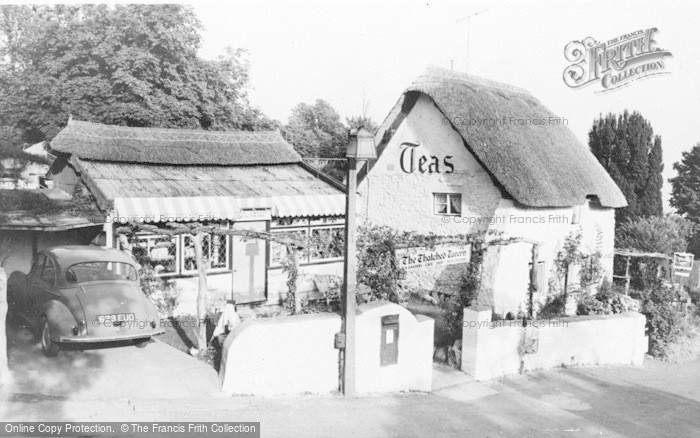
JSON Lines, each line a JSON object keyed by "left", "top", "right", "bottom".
{"left": 41, "top": 317, "right": 60, "bottom": 357}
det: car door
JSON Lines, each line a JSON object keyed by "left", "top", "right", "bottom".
{"left": 27, "top": 255, "right": 57, "bottom": 320}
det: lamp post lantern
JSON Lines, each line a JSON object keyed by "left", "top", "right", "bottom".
{"left": 341, "top": 127, "right": 376, "bottom": 396}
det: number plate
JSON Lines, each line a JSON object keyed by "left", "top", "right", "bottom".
{"left": 97, "top": 313, "right": 135, "bottom": 324}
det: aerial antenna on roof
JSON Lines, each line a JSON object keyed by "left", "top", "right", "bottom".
{"left": 456, "top": 8, "right": 489, "bottom": 74}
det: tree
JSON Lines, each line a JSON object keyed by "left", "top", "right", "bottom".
{"left": 616, "top": 215, "right": 694, "bottom": 254}
{"left": 284, "top": 99, "right": 346, "bottom": 158}
{"left": 588, "top": 110, "right": 664, "bottom": 224}
{"left": 0, "top": 4, "right": 271, "bottom": 147}
{"left": 670, "top": 143, "right": 700, "bottom": 221}
{"left": 669, "top": 143, "right": 700, "bottom": 255}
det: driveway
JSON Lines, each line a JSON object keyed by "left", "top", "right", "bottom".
{"left": 5, "top": 323, "right": 221, "bottom": 400}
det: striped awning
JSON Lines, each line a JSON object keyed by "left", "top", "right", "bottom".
{"left": 272, "top": 194, "right": 346, "bottom": 218}
{"left": 111, "top": 194, "right": 346, "bottom": 223}
{"left": 112, "top": 196, "right": 271, "bottom": 223}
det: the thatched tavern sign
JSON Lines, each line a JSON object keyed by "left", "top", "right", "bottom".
{"left": 397, "top": 245, "right": 470, "bottom": 270}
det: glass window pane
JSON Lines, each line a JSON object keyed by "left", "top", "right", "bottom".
{"left": 41, "top": 258, "right": 55, "bottom": 284}
{"left": 449, "top": 195, "right": 462, "bottom": 214}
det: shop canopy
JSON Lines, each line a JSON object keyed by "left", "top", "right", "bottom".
{"left": 111, "top": 193, "right": 346, "bottom": 223}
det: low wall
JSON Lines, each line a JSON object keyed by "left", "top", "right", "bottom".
{"left": 355, "top": 302, "right": 434, "bottom": 393}
{"left": 461, "top": 306, "right": 646, "bottom": 381}
{"left": 219, "top": 301, "right": 434, "bottom": 395}
{"left": 220, "top": 313, "right": 341, "bottom": 395}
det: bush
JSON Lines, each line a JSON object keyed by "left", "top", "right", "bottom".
{"left": 538, "top": 293, "right": 567, "bottom": 318}
{"left": 578, "top": 278, "right": 641, "bottom": 316}
{"left": 137, "top": 260, "right": 181, "bottom": 316}
{"left": 639, "top": 282, "right": 687, "bottom": 359}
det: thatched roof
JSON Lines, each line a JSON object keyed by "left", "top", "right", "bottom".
{"left": 368, "top": 67, "right": 627, "bottom": 208}
{"left": 78, "top": 161, "right": 342, "bottom": 200}
{"left": 50, "top": 120, "right": 302, "bottom": 166}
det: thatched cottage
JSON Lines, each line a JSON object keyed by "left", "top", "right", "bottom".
{"left": 357, "top": 67, "right": 627, "bottom": 315}
{"left": 45, "top": 120, "right": 347, "bottom": 314}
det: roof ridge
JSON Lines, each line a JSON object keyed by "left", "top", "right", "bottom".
{"left": 62, "top": 120, "right": 283, "bottom": 144}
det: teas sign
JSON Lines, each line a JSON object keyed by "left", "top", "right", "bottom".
{"left": 400, "top": 141, "right": 454, "bottom": 174}
{"left": 397, "top": 245, "right": 470, "bottom": 270}
{"left": 673, "top": 252, "right": 694, "bottom": 278}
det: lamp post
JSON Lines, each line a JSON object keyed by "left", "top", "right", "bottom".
{"left": 341, "top": 127, "right": 376, "bottom": 396}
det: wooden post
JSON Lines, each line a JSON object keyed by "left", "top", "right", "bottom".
{"left": 192, "top": 233, "right": 208, "bottom": 352}
{"left": 342, "top": 157, "right": 358, "bottom": 396}
{"left": 529, "top": 244, "right": 539, "bottom": 319}
{"left": 624, "top": 256, "right": 631, "bottom": 295}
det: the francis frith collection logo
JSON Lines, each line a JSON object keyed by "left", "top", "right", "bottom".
{"left": 563, "top": 27, "right": 672, "bottom": 92}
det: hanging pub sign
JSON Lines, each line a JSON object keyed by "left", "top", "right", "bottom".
{"left": 396, "top": 244, "right": 470, "bottom": 270}
{"left": 672, "top": 252, "right": 694, "bottom": 278}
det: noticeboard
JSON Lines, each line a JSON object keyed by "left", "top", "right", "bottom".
{"left": 673, "top": 252, "right": 694, "bottom": 278}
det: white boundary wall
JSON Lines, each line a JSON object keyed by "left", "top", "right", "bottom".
{"left": 461, "top": 306, "right": 646, "bottom": 380}
{"left": 219, "top": 301, "right": 434, "bottom": 395}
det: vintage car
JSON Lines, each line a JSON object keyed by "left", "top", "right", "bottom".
{"left": 9, "top": 245, "right": 164, "bottom": 357}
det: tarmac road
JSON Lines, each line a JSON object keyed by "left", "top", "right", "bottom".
{"left": 2, "top": 353, "right": 699, "bottom": 437}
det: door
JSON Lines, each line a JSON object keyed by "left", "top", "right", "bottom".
{"left": 27, "top": 254, "right": 56, "bottom": 320}
{"left": 231, "top": 221, "right": 268, "bottom": 304}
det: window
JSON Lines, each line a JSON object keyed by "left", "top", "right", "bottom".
{"left": 40, "top": 258, "right": 56, "bottom": 285}
{"left": 32, "top": 254, "right": 47, "bottom": 276}
{"left": 66, "top": 262, "right": 138, "bottom": 283}
{"left": 433, "top": 193, "right": 461, "bottom": 215}
{"left": 135, "top": 234, "right": 178, "bottom": 275}
{"left": 270, "top": 217, "right": 345, "bottom": 266}
{"left": 134, "top": 231, "right": 230, "bottom": 276}
{"left": 182, "top": 234, "right": 230, "bottom": 274}
{"left": 310, "top": 227, "right": 344, "bottom": 261}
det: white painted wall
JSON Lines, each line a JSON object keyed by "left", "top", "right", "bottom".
{"left": 354, "top": 301, "right": 434, "bottom": 393}
{"left": 219, "top": 313, "right": 341, "bottom": 395}
{"left": 218, "top": 301, "right": 434, "bottom": 395}
{"left": 357, "top": 94, "right": 501, "bottom": 236}
{"left": 357, "top": 94, "right": 618, "bottom": 315}
{"left": 461, "top": 306, "right": 647, "bottom": 381}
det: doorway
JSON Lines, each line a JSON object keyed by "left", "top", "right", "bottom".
{"left": 230, "top": 220, "right": 267, "bottom": 304}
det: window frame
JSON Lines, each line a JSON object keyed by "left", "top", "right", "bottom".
{"left": 133, "top": 229, "right": 231, "bottom": 278}
{"left": 40, "top": 257, "right": 56, "bottom": 286}
{"left": 433, "top": 192, "right": 462, "bottom": 216}
{"left": 269, "top": 216, "right": 345, "bottom": 268}
{"left": 181, "top": 233, "right": 231, "bottom": 275}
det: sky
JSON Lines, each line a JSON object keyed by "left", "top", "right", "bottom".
{"left": 7, "top": 0, "right": 699, "bottom": 209}
{"left": 189, "top": 0, "right": 700, "bottom": 211}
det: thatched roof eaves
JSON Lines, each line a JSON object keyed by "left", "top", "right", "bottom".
{"left": 378, "top": 67, "right": 627, "bottom": 208}
{"left": 49, "top": 120, "right": 302, "bottom": 166}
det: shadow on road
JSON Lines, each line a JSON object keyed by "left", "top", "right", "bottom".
{"left": 3, "top": 316, "right": 104, "bottom": 420}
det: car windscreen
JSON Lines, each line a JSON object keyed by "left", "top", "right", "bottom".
{"left": 66, "top": 262, "right": 138, "bottom": 283}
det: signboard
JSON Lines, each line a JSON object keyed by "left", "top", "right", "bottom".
{"left": 396, "top": 245, "right": 470, "bottom": 270}
{"left": 673, "top": 252, "right": 694, "bottom": 278}
{"left": 236, "top": 209, "right": 271, "bottom": 222}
